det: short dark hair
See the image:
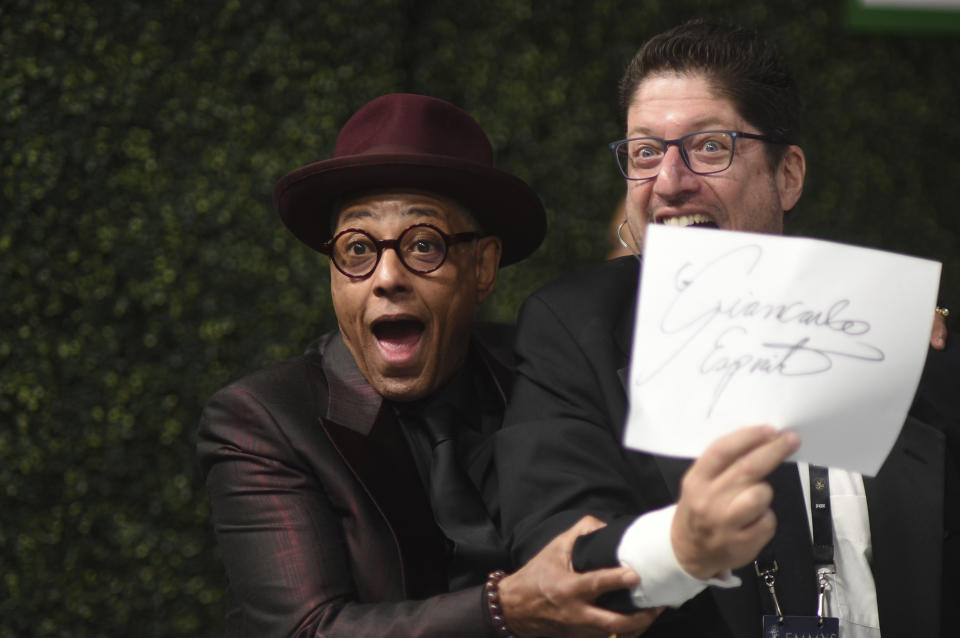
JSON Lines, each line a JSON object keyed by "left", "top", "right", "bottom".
{"left": 619, "top": 20, "right": 800, "bottom": 165}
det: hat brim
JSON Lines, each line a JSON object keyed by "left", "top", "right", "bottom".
{"left": 274, "top": 154, "right": 547, "bottom": 266}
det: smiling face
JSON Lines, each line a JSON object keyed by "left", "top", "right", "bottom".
{"left": 622, "top": 72, "right": 805, "bottom": 248}
{"left": 329, "top": 191, "right": 502, "bottom": 402}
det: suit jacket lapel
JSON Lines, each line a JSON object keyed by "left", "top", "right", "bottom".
{"left": 321, "top": 408, "right": 449, "bottom": 599}
{"left": 313, "top": 330, "right": 515, "bottom": 600}
{"left": 866, "top": 416, "right": 944, "bottom": 638}
{"left": 614, "top": 259, "right": 639, "bottom": 421}
{"left": 615, "top": 261, "right": 678, "bottom": 510}
{"left": 473, "top": 334, "right": 513, "bottom": 409}
{"left": 316, "top": 332, "right": 449, "bottom": 599}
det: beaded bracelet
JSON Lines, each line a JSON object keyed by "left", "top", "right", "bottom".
{"left": 484, "top": 569, "right": 515, "bottom": 638}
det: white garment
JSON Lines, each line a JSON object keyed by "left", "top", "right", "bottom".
{"left": 617, "top": 465, "right": 881, "bottom": 638}
{"left": 798, "top": 463, "right": 880, "bottom": 638}
{"left": 617, "top": 504, "right": 739, "bottom": 608}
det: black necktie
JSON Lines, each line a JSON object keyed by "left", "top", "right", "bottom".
{"left": 400, "top": 401, "right": 507, "bottom": 588}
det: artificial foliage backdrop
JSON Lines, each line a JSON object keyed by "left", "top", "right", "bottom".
{"left": 3, "top": 1, "right": 959, "bottom": 635}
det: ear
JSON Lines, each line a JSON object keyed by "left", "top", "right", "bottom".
{"left": 776, "top": 145, "right": 806, "bottom": 212}
{"left": 474, "top": 236, "right": 502, "bottom": 302}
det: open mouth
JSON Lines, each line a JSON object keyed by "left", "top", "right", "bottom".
{"left": 372, "top": 318, "right": 425, "bottom": 363}
{"left": 658, "top": 213, "right": 718, "bottom": 229}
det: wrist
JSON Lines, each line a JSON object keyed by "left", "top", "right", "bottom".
{"left": 669, "top": 513, "right": 714, "bottom": 580}
{"left": 484, "top": 569, "right": 516, "bottom": 638}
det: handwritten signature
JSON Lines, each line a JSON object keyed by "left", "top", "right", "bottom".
{"left": 639, "top": 244, "right": 886, "bottom": 415}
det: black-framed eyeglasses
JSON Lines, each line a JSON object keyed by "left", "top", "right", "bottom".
{"left": 320, "top": 223, "right": 482, "bottom": 280}
{"left": 608, "top": 130, "right": 785, "bottom": 181}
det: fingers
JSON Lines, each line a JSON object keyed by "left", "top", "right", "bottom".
{"left": 546, "top": 515, "right": 608, "bottom": 567}
{"left": 729, "top": 507, "right": 778, "bottom": 560}
{"left": 500, "top": 515, "right": 656, "bottom": 638}
{"left": 724, "top": 481, "right": 774, "bottom": 528}
{"left": 691, "top": 425, "right": 780, "bottom": 479}
{"left": 718, "top": 429, "right": 800, "bottom": 490}
{"left": 672, "top": 427, "right": 800, "bottom": 578}
{"left": 573, "top": 565, "right": 641, "bottom": 596}
{"left": 931, "top": 310, "right": 947, "bottom": 350}
{"left": 565, "top": 514, "right": 608, "bottom": 538}
{"left": 549, "top": 517, "right": 639, "bottom": 593}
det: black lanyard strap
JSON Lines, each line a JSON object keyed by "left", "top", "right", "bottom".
{"left": 756, "top": 465, "right": 837, "bottom": 624}
{"left": 808, "top": 464, "right": 834, "bottom": 566}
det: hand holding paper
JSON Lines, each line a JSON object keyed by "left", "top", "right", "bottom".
{"left": 671, "top": 425, "right": 801, "bottom": 579}
{"left": 624, "top": 225, "right": 941, "bottom": 475}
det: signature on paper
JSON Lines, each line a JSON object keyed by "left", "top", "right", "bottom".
{"left": 639, "top": 244, "right": 885, "bottom": 415}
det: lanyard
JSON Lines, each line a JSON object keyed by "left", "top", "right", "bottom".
{"left": 809, "top": 465, "right": 836, "bottom": 622}
{"left": 809, "top": 464, "right": 834, "bottom": 564}
{"left": 755, "top": 465, "right": 837, "bottom": 626}
{"left": 754, "top": 547, "right": 784, "bottom": 622}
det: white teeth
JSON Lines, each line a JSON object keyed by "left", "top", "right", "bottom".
{"left": 660, "top": 213, "right": 713, "bottom": 227}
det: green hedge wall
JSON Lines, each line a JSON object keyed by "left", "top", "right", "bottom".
{"left": 3, "top": 1, "right": 958, "bottom": 635}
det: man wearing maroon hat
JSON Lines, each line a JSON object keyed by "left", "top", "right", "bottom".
{"left": 198, "top": 94, "right": 660, "bottom": 637}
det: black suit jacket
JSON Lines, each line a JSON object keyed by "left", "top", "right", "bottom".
{"left": 198, "top": 327, "right": 513, "bottom": 638}
{"left": 497, "top": 256, "right": 959, "bottom": 638}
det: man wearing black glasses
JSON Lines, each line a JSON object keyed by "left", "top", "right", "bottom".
{"left": 198, "top": 93, "right": 660, "bottom": 637}
{"left": 498, "top": 20, "right": 957, "bottom": 638}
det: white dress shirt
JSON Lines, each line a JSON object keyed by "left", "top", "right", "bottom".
{"left": 798, "top": 463, "right": 880, "bottom": 638}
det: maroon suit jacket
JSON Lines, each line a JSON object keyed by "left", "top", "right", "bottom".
{"left": 198, "top": 328, "right": 513, "bottom": 637}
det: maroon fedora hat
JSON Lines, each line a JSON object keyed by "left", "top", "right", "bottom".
{"left": 273, "top": 93, "right": 546, "bottom": 266}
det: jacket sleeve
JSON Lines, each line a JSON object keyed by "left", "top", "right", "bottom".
{"left": 495, "top": 291, "right": 657, "bottom": 568}
{"left": 197, "top": 378, "right": 495, "bottom": 638}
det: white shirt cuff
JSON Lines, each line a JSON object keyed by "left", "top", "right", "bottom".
{"left": 616, "top": 504, "right": 741, "bottom": 608}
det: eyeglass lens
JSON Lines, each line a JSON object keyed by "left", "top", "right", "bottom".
{"left": 616, "top": 131, "right": 735, "bottom": 179}
{"left": 332, "top": 225, "right": 448, "bottom": 277}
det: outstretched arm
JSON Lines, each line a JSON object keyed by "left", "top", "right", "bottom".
{"left": 498, "top": 516, "right": 662, "bottom": 638}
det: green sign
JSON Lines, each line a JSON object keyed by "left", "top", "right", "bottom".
{"left": 846, "top": 0, "right": 960, "bottom": 33}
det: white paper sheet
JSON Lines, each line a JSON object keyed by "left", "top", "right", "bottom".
{"left": 624, "top": 225, "right": 941, "bottom": 475}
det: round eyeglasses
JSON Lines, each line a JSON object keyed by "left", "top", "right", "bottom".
{"left": 608, "top": 130, "right": 784, "bottom": 181}
{"left": 320, "top": 223, "right": 482, "bottom": 279}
